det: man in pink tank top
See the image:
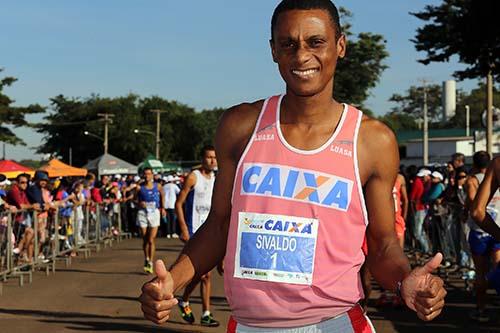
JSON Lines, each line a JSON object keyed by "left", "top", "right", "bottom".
{"left": 139, "top": 1, "right": 446, "bottom": 331}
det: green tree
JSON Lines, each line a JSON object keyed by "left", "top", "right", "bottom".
{"left": 412, "top": 0, "right": 499, "bottom": 82}
{"left": 0, "top": 68, "right": 44, "bottom": 145}
{"left": 334, "top": 8, "right": 389, "bottom": 115}
{"left": 36, "top": 94, "right": 223, "bottom": 166}
{"left": 384, "top": 83, "right": 500, "bottom": 132}
{"left": 388, "top": 84, "right": 442, "bottom": 122}
{"left": 451, "top": 83, "right": 500, "bottom": 129}
{"left": 378, "top": 113, "right": 419, "bottom": 132}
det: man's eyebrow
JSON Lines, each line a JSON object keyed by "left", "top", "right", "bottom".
{"left": 276, "top": 36, "right": 296, "bottom": 41}
{"left": 307, "top": 34, "right": 327, "bottom": 40}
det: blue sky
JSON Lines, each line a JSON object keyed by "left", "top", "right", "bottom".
{"left": 1, "top": 0, "right": 477, "bottom": 161}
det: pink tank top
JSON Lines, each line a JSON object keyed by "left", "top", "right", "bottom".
{"left": 393, "top": 178, "right": 402, "bottom": 219}
{"left": 224, "top": 95, "right": 369, "bottom": 328}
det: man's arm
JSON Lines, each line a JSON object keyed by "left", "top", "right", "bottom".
{"left": 360, "top": 118, "right": 446, "bottom": 321}
{"left": 361, "top": 120, "right": 410, "bottom": 291}
{"left": 157, "top": 183, "right": 165, "bottom": 213}
{"left": 399, "top": 174, "right": 409, "bottom": 221}
{"left": 471, "top": 157, "right": 500, "bottom": 240}
{"left": 174, "top": 173, "right": 197, "bottom": 242}
{"left": 170, "top": 102, "right": 261, "bottom": 290}
{"left": 139, "top": 101, "right": 261, "bottom": 325}
{"left": 9, "top": 188, "right": 36, "bottom": 210}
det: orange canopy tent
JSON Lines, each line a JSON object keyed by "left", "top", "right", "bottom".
{"left": 40, "top": 159, "right": 88, "bottom": 178}
{"left": 0, "top": 160, "right": 35, "bottom": 179}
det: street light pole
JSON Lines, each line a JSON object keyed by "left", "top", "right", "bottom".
{"left": 150, "top": 109, "right": 167, "bottom": 160}
{"left": 486, "top": 71, "right": 493, "bottom": 157}
{"left": 465, "top": 105, "right": 470, "bottom": 137}
{"left": 420, "top": 79, "right": 429, "bottom": 166}
{"left": 97, "top": 113, "right": 115, "bottom": 155}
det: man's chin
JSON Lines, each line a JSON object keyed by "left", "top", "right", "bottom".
{"left": 286, "top": 85, "right": 326, "bottom": 98}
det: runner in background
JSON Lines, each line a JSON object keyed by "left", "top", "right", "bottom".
{"left": 137, "top": 168, "right": 164, "bottom": 274}
{"left": 175, "top": 145, "right": 219, "bottom": 327}
{"left": 162, "top": 175, "right": 180, "bottom": 239}
{"left": 466, "top": 152, "right": 500, "bottom": 322}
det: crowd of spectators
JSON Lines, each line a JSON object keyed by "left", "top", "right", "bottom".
{"left": 402, "top": 151, "right": 499, "bottom": 322}
{"left": 0, "top": 170, "right": 185, "bottom": 271}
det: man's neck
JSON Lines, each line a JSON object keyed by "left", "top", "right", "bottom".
{"left": 282, "top": 83, "right": 342, "bottom": 124}
{"left": 199, "top": 168, "right": 212, "bottom": 177}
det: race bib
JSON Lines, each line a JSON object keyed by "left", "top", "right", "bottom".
{"left": 146, "top": 202, "right": 156, "bottom": 213}
{"left": 234, "top": 212, "right": 319, "bottom": 285}
{"left": 487, "top": 206, "right": 498, "bottom": 225}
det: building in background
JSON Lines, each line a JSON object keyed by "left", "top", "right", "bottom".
{"left": 396, "top": 128, "right": 500, "bottom": 166}
{"left": 442, "top": 80, "right": 456, "bottom": 122}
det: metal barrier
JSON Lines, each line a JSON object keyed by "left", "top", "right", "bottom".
{"left": 0, "top": 199, "right": 127, "bottom": 295}
{"left": 0, "top": 211, "right": 12, "bottom": 294}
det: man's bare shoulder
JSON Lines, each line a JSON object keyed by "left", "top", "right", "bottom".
{"left": 359, "top": 114, "right": 398, "bottom": 149}
{"left": 219, "top": 100, "right": 264, "bottom": 132}
{"left": 358, "top": 115, "right": 399, "bottom": 182}
{"left": 465, "top": 173, "right": 479, "bottom": 187}
{"left": 216, "top": 99, "right": 265, "bottom": 160}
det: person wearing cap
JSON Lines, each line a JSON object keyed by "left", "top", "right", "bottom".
{"left": 424, "top": 171, "right": 455, "bottom": 267}
{"left": 26, "top": 171, "right": 51, "bottom": 211}
{"left": 27, "top": 170, "right": 55, "bottom": 262}
{"left": 424, "top": 171, "right": 445, "bottom": 203}
{"left": 410, "top": 169, "right": 432, "bottom": 254}
{"left": 161, "top": 175, "right": 180, "bottom": 239}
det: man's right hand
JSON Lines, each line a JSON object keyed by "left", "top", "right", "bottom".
{"left": 139, "top": 260, "right": 178, "bottom": 325}
{"left": 179, "top": 231, "right": 190, "bottom": 243}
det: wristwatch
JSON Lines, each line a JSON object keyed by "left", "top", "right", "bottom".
{"left": 396, "top": 280, "right": 403, "bottom": 298}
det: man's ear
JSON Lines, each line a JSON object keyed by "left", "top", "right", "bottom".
{"left": 337, "top": 34, "right": 346, "bottom": 59}
{"left": 270, "top": 39, "right": 278, "bottom": 63}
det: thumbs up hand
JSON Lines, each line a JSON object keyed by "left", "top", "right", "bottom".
{"left": 401, "top": 253, "right": 447, "bottom": 321}
{"left": 139, "top": 260, "right": 178, "bottom": 325}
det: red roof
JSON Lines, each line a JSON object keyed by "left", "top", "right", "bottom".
{"left": 0, "top": 160, "right": 34, "bottom": 178}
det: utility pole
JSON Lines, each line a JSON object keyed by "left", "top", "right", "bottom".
{"left": 150, "top": 109, "right": 167, "bottom": 160}
{"left": 2, "top": 142, "right": 5, "bottom": 160}
{"left": 465, "top": 105, "right": 470, "bottom": 137}
{"left": 97, "top": 113, "right": 115, "bottom": 155}
{"left": 486, "top": 70, "right": 493, "bottom": 157}
{"left": 419, "top": 79, "right": 429, "bottom": 166}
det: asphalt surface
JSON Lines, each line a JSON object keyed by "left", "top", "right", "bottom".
{"left": 0, "top": 237, "right": 498, "bottom": 333}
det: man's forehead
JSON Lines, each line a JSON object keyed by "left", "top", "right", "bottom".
{"left": 273, "top": 9, "right": 336, "bottom": 36}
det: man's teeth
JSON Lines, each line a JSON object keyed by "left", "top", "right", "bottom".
{"left": 292, "top": 69, "right": 318, "bottom": 76}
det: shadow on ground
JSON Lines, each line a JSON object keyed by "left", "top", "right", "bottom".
{"left": 0, "top": 308, "right": 142, "bottom": 321}
{"left": 39, "top": 319, "right": 204, "bottom": 333}
{"left": 57, "top": 268, "right": 146, "bottom": 276}
{"left": 368, "top": 282, "right": 500, "bottom": 333}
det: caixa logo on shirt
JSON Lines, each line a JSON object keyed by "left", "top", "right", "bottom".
{"left": 243, "top": 216, "right": 313, "bottom": 234}
{"left": 241, "top": 163, "right": 353, "bottom": 211}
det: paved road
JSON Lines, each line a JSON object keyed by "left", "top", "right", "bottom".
{"left": 0, "top": 237, "right": 498, "bottom": 333}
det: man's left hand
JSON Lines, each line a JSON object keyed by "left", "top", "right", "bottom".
{"left": 401, "top": 253, "right": 447, "bottom": 321}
